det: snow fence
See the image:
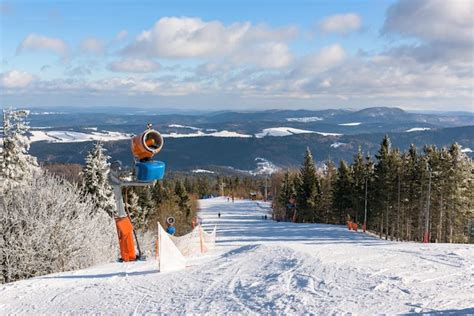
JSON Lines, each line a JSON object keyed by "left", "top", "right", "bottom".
{"left": 157, "top": 223, "right": 216, "bottom": 272}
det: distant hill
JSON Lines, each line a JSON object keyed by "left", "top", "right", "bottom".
{"left": 30, "top": 125, "right": 474, "bottom": 173}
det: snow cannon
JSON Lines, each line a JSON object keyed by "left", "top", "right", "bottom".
{"left": 131, "top": 129, "right": 164, "bottom": 161}
{"left": 132, "top": 126, "right": 166, "bottom": 182}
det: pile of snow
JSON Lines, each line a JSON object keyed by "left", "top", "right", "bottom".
{"left": 1, "top": 198, "right": 473, "bottom": 315}
{"left": 192, "top": 169, "right": 215, "bottom": 174}
{"left": 330, "top": 142, "right": 347, "bottom": 148}
{"left": 405, "top": 127, "right": 431, "bottom": 132}
{"left": 255, "top": 127, "right": 341, "bottom": 138}
{"left": 286, "top": 117, "right": 323, "bottom": 122}
{"left": 162, "top": 130, "right": 252, "bottom": 138}
{"left": 338, "top": 122, "right": 361, "bottom": 126}
{"left": 29, "top": 130, "right": 131, "bottom": 143}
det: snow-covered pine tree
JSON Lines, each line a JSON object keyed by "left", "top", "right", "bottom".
{"left": 81, "top": 142, "right": 116, "bottom": 218}
{"left": 1, "top": 108, "right": 39, "bottom": 184}
{"left": 125, "top": 189, "right": 143, "bottom": 228}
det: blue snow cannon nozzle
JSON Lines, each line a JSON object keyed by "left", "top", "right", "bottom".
{"left": 135, "top": 160, "right": 166, "bottom": 182}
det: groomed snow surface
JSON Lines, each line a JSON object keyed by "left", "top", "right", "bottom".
{"left": 1, "top": 198, "right": 473, "bottom": 315}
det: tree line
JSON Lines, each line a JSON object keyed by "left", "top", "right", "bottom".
{"left": 272, "top": 135, "right": 473, "bottom": 243}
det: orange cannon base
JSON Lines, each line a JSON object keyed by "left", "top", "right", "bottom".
{"left": 115, "top": 217, "right": 136, "bottom": 262}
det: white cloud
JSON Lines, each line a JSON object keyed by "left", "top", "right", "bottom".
{"left": 80, "top": 37, "right": 105, "bottom": 54}
{"left": 123, "top": 17, "right": 296, "bottom": 68}
{"left": 383, "top": 0, "right": 473, "bottom": 44}
{"left": 115, "top": 30, "right": 128, "bottom": 41}
{"left": 107, "top": 58, "right": 160, "bottom": 73}
{"left": 0, "top": 70, "right": 34, "bottom": 88}
{"left": 4, "top": 10, "right": 473, "bottom": 111}
{"left": 293, "top": 44, "right": 347, "bottom": 76}
{"left": 17, "top": 34, "right": 69, "bottom": 58}
{"left": 319, "top": 13, "right": 362, "bottom": 34}
{"left": 382, "top": 0, "right": 473, "bottom": 67}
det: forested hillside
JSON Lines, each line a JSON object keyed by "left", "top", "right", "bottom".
{"left": 272, "top": 136, "right": 474, "bottom": 243}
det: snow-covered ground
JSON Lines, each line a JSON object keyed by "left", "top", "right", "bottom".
{"left": 338, "top": 122, "right": 361, "bottom": 126}
{"left": 1, "top": 198, "right": 473, "bottom": 315}
{"left": 255, "top": 127, "right": 342, "bottom": 138}
{"left": 29, "top": 130, "right": 131, "bottom": 143}
{"left": 192, "top": 168, "right": 215, "bottom": 174}
{"left": 405, "top": 127, "right": 431, "bottom": 132}
{"left": 330, "top": 142, "right": 347, "bottom": 148}
{"left": 286, "top": 117, "right": 323, "bottom": 122}
{"left": 162, "top": 130, "right": 252, "bottom": 138}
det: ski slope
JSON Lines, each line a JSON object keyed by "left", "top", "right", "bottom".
{"left": 1, "top": 198, "right": 473, "bottom": 315}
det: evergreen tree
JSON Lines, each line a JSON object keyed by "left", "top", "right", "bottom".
{"left": 351, "top": 147, "right": 366, "bottom": 223}
{"left": 446, "top": 143, "right": 472, "bottom": 243}
{"left": 278, "top": 171, "right": 296, "bottom": 220}
{"left": 333, "top": 160, "right": 353, "bottom": 224}
{"left": 152, "top": 180, "right": 170, "bottom": 205}
{"left": 183, "top": 177, "right": 193, "bottom": 194}
{"left": 135, "top": 187, "right": 154, "bottom": 229}
{"left": 270, "top": 138, "right": 473, "bottom": 244}
{"left": 81, "top": 142, "right": 116, "bottom": 218}
{"left": 175, "top": 180, "right": 191, "bottom": 218}
{"left": 125, "top": 189, "right": 145, "bottom": 229}
{"left": 319, "top": 159, "right": 337, "bottom": 223}
{"left": 196, "top": 176, "right": 211, "bottom": 197}
{"left": 372, "top": 135, "right": 394, "bottom": 238}
{"left": 296, "top": 148, "right": 320, "bottom": 222}
{"left": 2, "top": 109, "right": 38, "bottom": 183}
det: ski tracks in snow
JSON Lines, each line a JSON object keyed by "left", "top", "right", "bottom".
{"left": 1, "top": 197, "right": 474, "bottom": 315}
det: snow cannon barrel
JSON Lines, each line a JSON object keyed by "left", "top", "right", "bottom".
{"left": 131, "top": 129, "right": 164, "bottom": 161}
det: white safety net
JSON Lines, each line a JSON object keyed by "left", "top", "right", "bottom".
{"left": 157, "top": 222, "right": 186, "bottom": 272}
{"left": 169, "top": 225, "right": 217, "bottom": 257}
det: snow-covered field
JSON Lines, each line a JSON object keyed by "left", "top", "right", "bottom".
{"left": 255, "top": 127, "right": 342, "bottom": 138}
{"left": 29, "top": 130, "right": 131, "bottom": 143}
{"left": 1, "top": 198, "right": 473, "bottom": 315}
{"left": 286, "top": 116, "right": 323, "bottom": 122}
{"left": 162, "top": 130, "right": 252, "bottom": 138}
{"left": 338, "top": 122, "right": 361, "bottom": 126}
{"left": 405, "top": 127, "right": 431, "bottom": 132}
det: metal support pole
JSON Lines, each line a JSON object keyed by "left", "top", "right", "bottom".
{"left": 264, "top": 176, "right": 268, "bottom": 201}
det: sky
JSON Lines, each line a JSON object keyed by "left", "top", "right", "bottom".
{"left": 0, "top": 0, "right": 473, "bottom": 111}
